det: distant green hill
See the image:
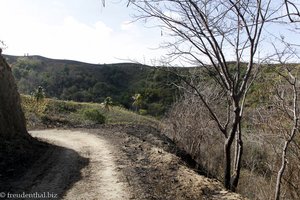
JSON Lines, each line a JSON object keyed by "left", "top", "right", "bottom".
{"left": 4, "top": 55, "right": 179, "bottom": 117}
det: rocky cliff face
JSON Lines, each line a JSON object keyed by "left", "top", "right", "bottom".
{"left": 0, "top": 54, "right": 28, "bottom": 139}
{"left": 0, "top": 53, "right": 45, "bottom": 179}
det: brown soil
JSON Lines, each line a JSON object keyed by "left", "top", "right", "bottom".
{"left": 3, "top": 125, "right": 246, "bottom": 200}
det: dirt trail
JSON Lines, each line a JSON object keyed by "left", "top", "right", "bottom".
{"left": 5, "top": 126, "right": 245, "bottom": 200}
{"left": 29, "top": 129, "right": 130, "bottom": 200}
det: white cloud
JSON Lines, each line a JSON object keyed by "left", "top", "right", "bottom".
{"left": 0, "top": 1, "right": 168, "bottom": 65}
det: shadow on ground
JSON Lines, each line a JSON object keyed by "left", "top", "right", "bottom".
{"left": 0, "top": 139, "right": 89, "bottom": 199}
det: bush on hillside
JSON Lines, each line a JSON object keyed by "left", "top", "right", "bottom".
{"left": 45, "top": 101, "right": 80, "bottom": 114}
{"left": 83, "top": 109, "right": 106, "bottom": 124}
{"left": 139, "top": 109, "right": 148, "bottom": 115}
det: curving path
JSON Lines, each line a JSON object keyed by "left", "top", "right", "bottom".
{"left": 29, "top": 129, "right": 130, "bottom": 200}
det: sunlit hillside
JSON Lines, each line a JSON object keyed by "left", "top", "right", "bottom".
{"left": 21, "top": 95, "right": 158, "bottom": 129}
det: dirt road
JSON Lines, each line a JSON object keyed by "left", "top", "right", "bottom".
{"left": 28, "top": 129, "right": 131, "bottom": 200}
{"left": 4, "top": 126, "right": 245, "bottom": 200}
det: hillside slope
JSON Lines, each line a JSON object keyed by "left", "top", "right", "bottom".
{"left": 4, "top": 55, "right": 179, "bottom": 116}
{"left": 20, "top": 95, "right": 158, "bottom": 130}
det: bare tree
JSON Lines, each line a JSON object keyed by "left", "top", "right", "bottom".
{"left": 100, "top": 0, "right": 300, "bottom": 193}
{"left": 127, "top": 0, "right": 273, "bottom": 191}
{"left": 267, "top": 45, "right": 300, "bottom": 200}
{"left": 269, "top": 1, "right": 300, "bottom": 198}
{"left": 274, "top": 67, "right": 299, "bottom": 200}
{"left": 284, "top": 0, "right": 300, "bottom": 22}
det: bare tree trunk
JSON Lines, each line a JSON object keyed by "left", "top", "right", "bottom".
{"left": 224, "top": 102, "right": 242, "bottom": 190}
{"left": 275, "top": 141, "right": 289, "bottom": 200}
{"left": 274, "top": 66, "right": 299, "bottom": 200}
{"left": 224, "top": 138, "right": 234, "bottom": 189}
{"left": 232, "top": 123, "right": 243, "bottom": 192}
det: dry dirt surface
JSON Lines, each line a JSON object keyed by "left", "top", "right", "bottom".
{"left": 4, "top": 125, "right": 246, "bottom": 200}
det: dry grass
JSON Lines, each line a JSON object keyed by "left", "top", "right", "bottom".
{"left": 20, "top": 95, "right": 158, "bottom": 129}
{"left": 162, "top": 95, "right": 300, "bottom": 199}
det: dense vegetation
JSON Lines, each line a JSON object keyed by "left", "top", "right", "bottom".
{"left": 5, "top": 55, "right": 179, "bottom": 117}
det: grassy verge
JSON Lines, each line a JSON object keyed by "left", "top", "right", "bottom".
{"left": 21, "top": 95, "right": 158, "bottom": 129}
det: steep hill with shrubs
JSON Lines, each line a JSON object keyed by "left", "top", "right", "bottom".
{"left": 5, "top": 55, "right": 179, "bottom": 117}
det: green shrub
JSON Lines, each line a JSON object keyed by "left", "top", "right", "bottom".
{"left": 83, "top": 109, "right": 106, "bottom": 124}
{"left": 139, "top": 109, "right": 148, "bottom": 115}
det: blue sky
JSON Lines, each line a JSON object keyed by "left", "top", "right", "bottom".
{"left": 0, "top": 0, "right": 166, "bottom": 64}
